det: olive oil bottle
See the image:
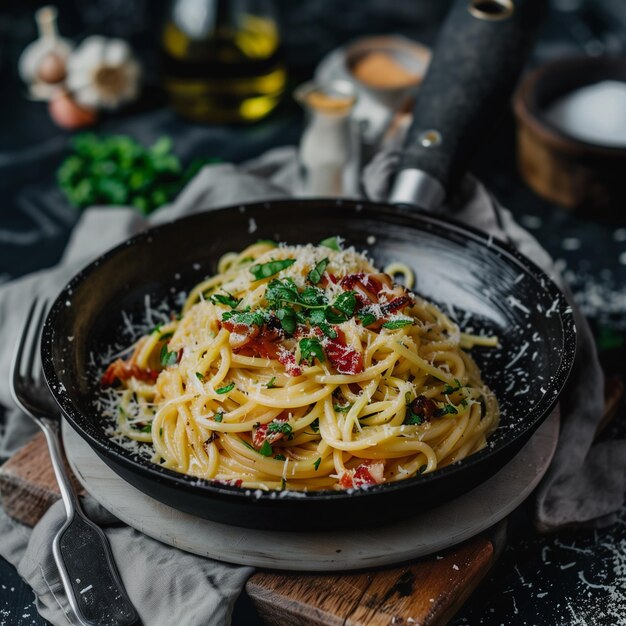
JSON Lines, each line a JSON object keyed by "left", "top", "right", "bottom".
{"left": 161, "top": 0, "right": 286, "bottom": 123}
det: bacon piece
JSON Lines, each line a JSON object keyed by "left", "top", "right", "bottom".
{"left": 226, "top": 317, "right": 283, "bottom": 357}
{"left": 338, "top": 461, "right": 385, "bottom": 489}
{"left": 379, "top": 295, "right": 411, "bottom": 316}
{"left": 324, "top": 329, "right": 363, "bottom": 375}
{"left": 213, "top": 478, "right": 243, "bottom": 488}
{"left": 277, "top": 347, "right": 303, "bottom": 377}
{"left": 101, "top": 359, "right": 159, "bottom": 386}
{"left": 252, "top": 414, "right": 289, "bottom": 448}
{"left": 340, "top": 273, "right": 392, "bottom": 304}
{"left": 409, "top": 395, "right": 437, "bottom": 422}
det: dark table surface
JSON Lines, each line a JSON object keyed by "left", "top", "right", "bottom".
{"left": 1, "top": 1, "right": 626, "bottom": 625}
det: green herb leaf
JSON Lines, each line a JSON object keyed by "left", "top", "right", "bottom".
{"left": 299, "top": 286, "right": 328, "bottom": 308}
{"left": 333, "top": 403, "right": 353, "bottom": 413}
{"left": 216, "top": 382, "right": 235, "bottom": 395}
{"left": 151, "top": 323, "right": 163, "bottom": 334}
{"left": 222, "top": 309, "right": 268, "bottom": 327}
{"left": 332, "top": 291, "right": 357, "bottom": 317}
{"left": 214, "top": 412, "right": 224, "bottom": 422}
{"left": 259, "top": 440, "right": 273, "bottom": 456}
{"left": 266, "top": 376, "right": 277, "bottom": 389}
{"left": 268, "top": 422, "right": 293, "bottom": 437}
{"left": 307, "top": 258, "right": 329, "bottom": 285}
{"left": 310, "top": 418, "right": 320, "bottom": 433}
{"left": 359, "top": 313, "right": 377, "bottom": 327}
{"left": 195, "top": 372, "right": 205, "bottom": 382}
{"left": 320, "top": 236, "right": 341, "bottom": 251}
{"left": 159, "top": 427, "right": 163, "bottom": 436}
{"left": 299, "top": 338, "right": 325, "bottom": 364}
{"left": 139, "top": 423, "right": 152, "bottom": 433}
{"left": 210, "top": 292, "right": 241, "bottom": 308}
{"left": 313, "top": 457, "right": 322, "bottom": 471}
{"left": 160, "top": 344, "right": 179, "bottom": 366}
{"left": 274, "top": 454, "right": 286, "bottom": 461}
{"left": 382, "top": 319, "right": 413, "bottom": 329}
{"left": 159, "top": 332, "right": 174, "bottom": 342}
{"left": 436, "top": 403, "right": 459, "bottom": 417}
{"left": 250, "top": 258, "right": 296, "bottom": 281}
{"left": 276, "top": 306, "right": 297, "bottom": 335}
{"left": 442, "top": 379, "right": 463, "bottom": 395}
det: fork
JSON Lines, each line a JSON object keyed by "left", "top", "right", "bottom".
{"left": 10, "top": 297, "right": 140, "bottom": 626}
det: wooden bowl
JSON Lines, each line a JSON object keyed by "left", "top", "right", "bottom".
{"left": 513, "top": 56, "right": 626, "bottom": 214}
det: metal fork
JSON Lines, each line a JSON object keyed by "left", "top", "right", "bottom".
{"left": 10, "top": 297, "right": 140, "bottom": 626}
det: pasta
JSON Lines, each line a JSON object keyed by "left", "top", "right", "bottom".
{"left": 100, "top": 239, "right": 499, "bottom": 491}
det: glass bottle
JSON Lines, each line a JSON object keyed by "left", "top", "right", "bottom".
{"left": 160, "top": 0, "right": 286, "bottom": 123}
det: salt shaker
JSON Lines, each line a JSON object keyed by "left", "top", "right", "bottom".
{"left": 294, "top": 80, "right": 359, "bottom": 197}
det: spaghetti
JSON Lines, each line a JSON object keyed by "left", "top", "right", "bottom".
{"left": 100, "top": 239, "right": 499, "bottom": 491}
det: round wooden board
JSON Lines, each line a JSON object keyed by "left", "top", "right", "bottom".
{"left": 63, "top": 410, "right": 559, "bottom": 571}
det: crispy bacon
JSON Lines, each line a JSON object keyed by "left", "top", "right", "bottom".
{"left": 338, "top": 461, "right": 385, "bottom": 489}
{"left": 324, "top": 329, "right": 363, "bottom": 375}
{"left": 409, "top": 395, "right": 437, "bottom": 422}
{"left": 213, "top": 478, "right": 243, "bottom": 487}
{"left": 252, "top": 413, "right": 289, "bottom": 448}
{"left": 225, "top": 317, "right": 283, "bottom": 358}
{"left": 101, "top": 359, "right": 159, "bottom": 386}
{"left": 277, "top": 347, "right": 303, "bottom": 377}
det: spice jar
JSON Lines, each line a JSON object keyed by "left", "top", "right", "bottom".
{"left": 294, "top": 80, "right": 359, "bottom": 197}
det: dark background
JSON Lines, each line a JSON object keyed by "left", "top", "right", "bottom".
{"left": 1, "top": 1, "right": 626, "bottom": 624}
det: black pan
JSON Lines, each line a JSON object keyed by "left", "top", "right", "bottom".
{"left": 43, "top": 0, "right": 569, "bottom": 531}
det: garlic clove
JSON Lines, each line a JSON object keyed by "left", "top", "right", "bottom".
{"left": 18, "top": 6, "right": 73, "bottom": 87}
{"left": 66, "top": 36, "right": 141, "bottom": 111}
{"left": 103, "top": 39, "right": 131, "bottom": 66}
{"left": 48, "top": 91, "right": 98, "bottom": 129}
{"left": 38, "top": 52, "right": 67, "bottom": 84}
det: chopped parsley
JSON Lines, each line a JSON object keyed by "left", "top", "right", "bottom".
{"left": 195, "top": 372, "right": 205, "bottom": 382}
{"left": 442, "top": 379, "right": 464, "bottom": 395}
{"left": 436, "top": 403, "right": 459, "bottom": 417}
{"left": 320, "top": 236, "right": 341, "bottom": 251}
{"left": 268, "top": 422, "right": 293, "bottom": 438}
{"left": 332, "top": 291, "right": 357, "bottom": 317}
{"left": 266, "top": 376, "right": 277, "bottom": 389}
{"left": 310, "top": 418, "right": 320, "bottom": 433}
{"left": 274, "top": 453, "right": 286, "bottom": 461}
{"left": 299, "top": 338, "right": 325, "bottom": 364}
{"left": 333, "top": 403, "right": 352, "bottom": 413}
{"left": 250, "top": 258, "right": 296, "bottom": 280}
{"left": 359, "top": 312, "right": 377, "bottom": 327}
{"left": 214, "top": 412, "right": 224, "bottom": 422}
{"left": 151, "top": 323, "right": 163, "bottom": 334}
{"left": 159, "top": 331, "right": 174, "bottom": 341}
{"left": 221, "top": 309, "right": 268, "bottom": 327}
{"left": 382, "top": 319, "right": 413, "bottom": 329}
{"left": 403, "top": 392, "right": 423, "bottom": 425}
{"left": 139, "top": 423, "right": 152, "bottom": 433}
{"left": 159, "top": 427, "right": 163, "bottom": 437}
{"left": 313, "top": 457, "right": 322, "bottom": 471}
{"left": 216, "top": 382, "right": 235, "bottom": 395}
{"left": 259, "top": 440, "right": 273, "bottom": 456}
{"left": 210, "top": 292, "right": 241, "bottom": 308}
{"left": 160, "top": 344, "right": 179, "bottom": 366}
{"left": 307, "top": 258, "right": 329, "bottom": 284}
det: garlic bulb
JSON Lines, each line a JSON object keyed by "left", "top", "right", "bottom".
{"left": 19, "top": 6, "right": 73, "bottom": 98}
{"left": 66, "top": 36, "right": 141, "bottom": 111}
{"left": 49, "top": 90, "right": 98, "bottom": 129}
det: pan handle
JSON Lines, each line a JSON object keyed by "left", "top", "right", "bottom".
{"left": 389, "top": 0, "right": 546, "bottom": 210}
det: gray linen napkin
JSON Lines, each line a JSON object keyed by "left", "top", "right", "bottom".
{"left": 1, "top": 146, "right": 624, "bottom": 626}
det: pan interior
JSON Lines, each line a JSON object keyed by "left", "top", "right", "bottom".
{"left": 42, "top": 199, "right": 575, "bottom": 500}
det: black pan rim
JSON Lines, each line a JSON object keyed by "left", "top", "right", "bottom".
{"left": 42, "top": 198, "right": 577, "bottom": 503}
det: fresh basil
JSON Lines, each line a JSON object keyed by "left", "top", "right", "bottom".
{"left": 332, "top": 291, "right": 357, "bottom": 317}
{"left": 313, "top": 457, "right": 322, "bottom": 471}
